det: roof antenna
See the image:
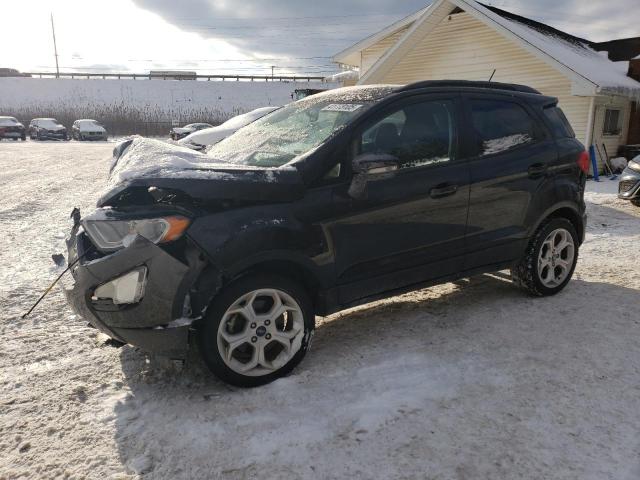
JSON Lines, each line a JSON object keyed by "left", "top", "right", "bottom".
{"left": 488, "top": 69, "right": 496, "bottom": 82}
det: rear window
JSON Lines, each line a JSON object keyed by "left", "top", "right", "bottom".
{"left": 543, "top": 106, "right": 575, "bottom": 138}
{"left": 470, "top": 99, "right": 538, "bottom": 156}
{"left": 0, "top": 117, "right": 19, "bottom": 126}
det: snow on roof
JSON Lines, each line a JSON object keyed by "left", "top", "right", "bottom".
{"left": 471, "top": 0, "right": 640, "bottom": 94}
{"left": 324, "top": 70, "right": 360, "bottom": 83}
{"left": 337, "top": 0, "right": 640, "bottom": 95}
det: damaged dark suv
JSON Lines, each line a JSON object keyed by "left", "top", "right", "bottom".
{"left": 63, "top": 81, "right": 588, "bottom": 387}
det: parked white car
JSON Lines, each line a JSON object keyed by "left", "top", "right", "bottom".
{"left": 179, "top": 107, "right": 279, "bottom": 151}
{"left": 72, "top": 119, "right": 108, "bottom": 141}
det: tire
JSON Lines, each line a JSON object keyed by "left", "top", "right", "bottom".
{"left": 511, "top": 218, "right": 579, "bottom": 296}
{"left": 198, "top": 273, "right": 315, "bottom": 387}
{"left": 21, "top": 136, "right": 26, "bottom": 141}
{"left": 631, "top": 199, "right": 640, "bottom": 208}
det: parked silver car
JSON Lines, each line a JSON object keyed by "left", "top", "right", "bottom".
{"left": 72, "top": 119, "right": 108, "bottom": 141}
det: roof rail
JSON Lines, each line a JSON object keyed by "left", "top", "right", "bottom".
{"left": 397, "top": 80, "right": 541, "bottom": 95}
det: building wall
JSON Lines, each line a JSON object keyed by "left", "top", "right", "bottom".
{"left": 361, "top": 27, "right": 410, "bottom": 75}
{"left": 360, "top": 11, "right": 595, "bottom": 148}
{"left": 591, "top": 95, "right": 631, "bottom": 163}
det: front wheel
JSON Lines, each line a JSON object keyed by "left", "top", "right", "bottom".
{"left": 198, "top": 274, "right": 315, "bottom": 387}
{"left": 631, "top": 199, "right": 640, "bottom": 208}
{"left": 511, "top": 218, "right": 579, "bottom": 296}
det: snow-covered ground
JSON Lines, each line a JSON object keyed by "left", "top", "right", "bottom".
{"left": 1, "top": 142, "right": 639, "bottom": 479}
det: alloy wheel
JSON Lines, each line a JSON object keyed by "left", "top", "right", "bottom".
{"left": 537, "top": 228, "right": 575, "bottom": 288}
{"left": 216, "top": 288, "right": 305, "bottom": 377}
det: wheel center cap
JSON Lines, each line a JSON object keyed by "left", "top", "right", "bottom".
{"left": 256, "top": 326, "right": 267, "bottom": 337}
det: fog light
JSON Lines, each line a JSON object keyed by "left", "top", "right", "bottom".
{"left": 93, "top": 267, "right": 147, "bottom": 305}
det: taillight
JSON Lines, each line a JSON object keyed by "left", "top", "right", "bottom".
{"left": 577, "top": 151, "right": 590, "bottom": 173}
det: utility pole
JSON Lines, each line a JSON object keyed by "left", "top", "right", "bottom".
{"left": 51, "top": 13, "right": 60, "bottom": 78}
{"left": 271, "top": 65, "right": 275, "bottom": 80}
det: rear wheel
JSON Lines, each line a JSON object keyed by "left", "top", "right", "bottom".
{"left": 198, "top": 274, "right": 315, "bottom": 387}
{"left": 511, "top": 218, "right": 578, "bottom": 296}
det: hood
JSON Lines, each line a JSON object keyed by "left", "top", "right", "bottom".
{"left": 172, "top": 127, "right": 193, "bottom": 134}
{"left": 42, "top": 125, "right": 66, "bottom": 131}
{"left": 79, "top": 124, "right": 106, "bottom": 133}
{"left": 99, "top": 137, "right": 305, "bottom": 207}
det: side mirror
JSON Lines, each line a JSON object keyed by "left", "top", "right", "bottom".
{"left": 352, "top": 152, "right": 399, "bottom": 175}
{"left": 349, "top": 153, "right": 399, "bottom": 198}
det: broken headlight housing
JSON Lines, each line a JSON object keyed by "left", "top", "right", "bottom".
{"left": 628, "top": 160, "right": 640, "bottom": 173}
{"left": 83, "top": 214, "right": 190, "bottom": 252}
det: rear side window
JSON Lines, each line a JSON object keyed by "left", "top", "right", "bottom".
{"left": 470, "top": 99, "right": 538, "bottom": 156}
{"left": 544, "top": 106, "right": 575, "bottom": 138}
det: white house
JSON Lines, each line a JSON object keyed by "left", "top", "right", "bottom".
{"left": 333, "top": 0, "right": 640, "bottom": 170}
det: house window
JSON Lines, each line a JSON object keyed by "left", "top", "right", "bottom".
{"left": 603, "top": 109, "right": 622, "bottom": 136}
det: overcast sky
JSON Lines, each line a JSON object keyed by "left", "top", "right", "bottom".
{"left": 2, "top": 0, "right": 639, "bottom": 76}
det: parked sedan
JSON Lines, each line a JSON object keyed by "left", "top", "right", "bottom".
{"left": 72, "top": 119, "right": 108, "bottom": 141}
{"left": 0, "top": 116, "right": 26, "bottom": 141}
{"left": 170, "top": 123, "right": 212, "bottom": 141}
{"left": 179, "top": 107, "right": 279, "bottom": 151}
{"left": 618, "top": 155, "right": 640, "bottom": 207}
{"left": 29, "top": 118, "right": 68, "bottom": 140}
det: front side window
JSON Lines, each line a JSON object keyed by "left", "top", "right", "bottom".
{"left": 359, "top": 100, "right": 455, "bottom": 170}
{"left": 470, "top": 100, "right": 538, "bottom": 156}
{"left": 603, "top": 109, "right": 622, "bottom": 136}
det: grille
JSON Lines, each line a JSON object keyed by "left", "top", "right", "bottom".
{"left": 619, "top": 180, "right": 639, "bottom": 194}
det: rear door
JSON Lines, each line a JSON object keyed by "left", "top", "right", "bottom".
{"left": 326, "top": 94, "right": 471, "bottom": 303}
{"left": 462, "top": 94, "right": 558, "bottom": 269}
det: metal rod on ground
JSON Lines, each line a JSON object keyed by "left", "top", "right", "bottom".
{"left": 21, "top": 258, "right": 79, "bottom": 319}
{"left": 602, "top": 143, "right": 617, "bottom": 179}
{"left": 596, "top": 144, "right": 612, "bottom": 176}
{"left": 22, "top": 241, "right": 93, "bottom": 320}
{"left": 589, "top": 145, "right": 600, "bottom": 181}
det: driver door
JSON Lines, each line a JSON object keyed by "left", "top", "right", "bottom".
{"left": 326, "top": 95, "right": 471, "bottom": 304}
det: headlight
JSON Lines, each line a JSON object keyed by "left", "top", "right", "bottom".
{"left": 82, "top": 214, "right": 191, "bottom": 252}
{"left": 628, "top": 160, "right": 640, "bottom": 173}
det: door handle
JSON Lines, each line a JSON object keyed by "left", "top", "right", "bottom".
{"left": 528, "top": 163, "right": 548, "bottom": 178}
{"left": 430, "top": 184, "right": 458, "bottom": 199}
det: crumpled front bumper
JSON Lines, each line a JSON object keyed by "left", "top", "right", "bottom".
{"left": 63, "top": 223, "right": 194, "bottom": 359}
